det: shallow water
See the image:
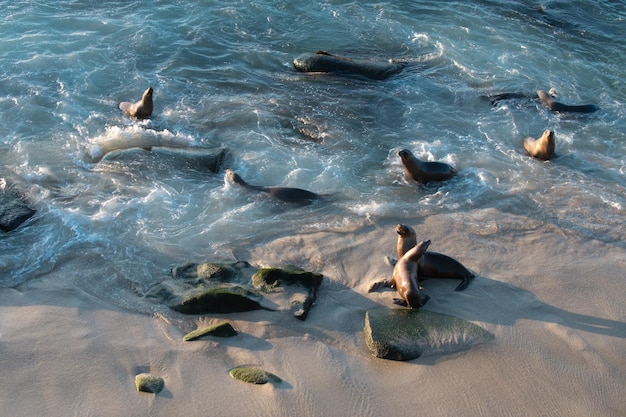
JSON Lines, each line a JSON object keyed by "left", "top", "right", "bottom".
{"left": 1, "top": 1, "right": 624, "bottom": 309}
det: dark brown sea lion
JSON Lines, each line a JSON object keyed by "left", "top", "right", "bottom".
{"left": 488, "top": 89, "right": 597, "bottom": 113}
{"left": 523, "top": 129, "right": 555, "bottom": 160}
{"left": 398, "top": 149, "right": 456, "bottom": 184}
{"left": 225, "top": 169, "right": 324, "bottom": 205}
{"left": 118, "top": 87, "right": 153, "bottom": 119}
{"left": 396, "top": 224, "right": 474, "bottom": 292}
{"left": 390, "top": 239, "right": 431, "bottom": 308}
{"left": 536, "top": 89, "right": 598, "bottom": 113}
{"left": 293, "top": 50, "right": 406, "bottom": 80}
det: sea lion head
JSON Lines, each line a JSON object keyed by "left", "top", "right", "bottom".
{"left": 395, "top": 224, "right": 415, "bottom": 238}
{"left": 224, "top": 169, "right": 245, "bottom": 186}
{"left": 398, "top": 149, "right": 413, "bottom": 161}
{"left": 143, "top": 87, "right": 153, "bottom": 100}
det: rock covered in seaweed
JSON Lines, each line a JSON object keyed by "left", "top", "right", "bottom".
{"left": 170, "top": 285, "right": 267, "bottom": 314}
{"left": 183, "top": 321, "right": 238, "bottom": 341}
{"left": 135, "top": 373, "right": 164, "bottom": 394}
{"left": 252, "top": 267, "right": 323, "bottom": 321}
{"left": 364, "top": 308, "right": 494, "bottom": 361}
{"left": 229, "top": 367, "right": 282, "bottom": 385}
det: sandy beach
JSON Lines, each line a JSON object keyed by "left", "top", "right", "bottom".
{"left": 1, "top": 211, "right": 624, "bottom": 417}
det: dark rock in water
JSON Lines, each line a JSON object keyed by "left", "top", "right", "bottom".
{"left": 172, "top": 261, "right": 253, "bottom": 283}
{"left": 99, "top": 146, "right": 227, "bottom": 173}
{"left": 252, "top": 268, "right": 323, "bottom": 321}
{"left": 229, "top": 367, "right": 282, "bottom": 385}
{"left": 183, "top": 321, "right": 238, "bottom": 341}
{"left": 169, "top": 285, "right": 266, "bottom": 314}
{"left": 135, "top": 373, "right": 164, "bottom": 394}
{"left": 0, "top": 189, "right": 36, "bottom": 232}
{"left": 364, "top": 308, "right": 494, "bottom": 361}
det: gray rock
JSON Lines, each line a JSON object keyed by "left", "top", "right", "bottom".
{"left": 0, "top": 190, "right": 36, "bottom": 232}
{"left": 364, "top": 308, "right": 494, "bottom": 361}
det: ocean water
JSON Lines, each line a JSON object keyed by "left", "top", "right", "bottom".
{"left": 1, "top": 0, "right": 624, "bottom": 310}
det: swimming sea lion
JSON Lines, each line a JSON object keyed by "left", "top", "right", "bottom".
{"left": 396, "top": 224, "right": 474, "bottom": 292}
{"left": 293, "top": 50, "right": 405, "bottom": 80}
{"left": 523, "top": 129, "right": 555, "bottom": 160}
{"left": 225, "top": 169, "right": 324, "bottom": 205}
{"left": 390, "top": 239, "right": 431, "bottom": 308}
{"left": 398, "top": 149, "right": 456, "bottom": 184}
{"left": 488, "top": 89, "right": 597, "bottom": 113}
{"left": 536, "top": 89, "right": 597, "bottom": 113}
{"left": 118, "top": 87, "right": 154, "bottom": 119}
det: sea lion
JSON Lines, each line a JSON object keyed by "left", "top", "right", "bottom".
{"left": 398, "top": 149, "right": 456, "bottom": 184}
{"left": 523, "top": 129, "right": 555, "bottom": 160}
{"left": 396, "top": 224, "right": 474, "bottom": 292}
{"left": 293, "top": 50, "right": 405, "bottom": 80}
{"left": 100, "top": 147, "right": 227, "bottom": 173}
{"left": 390, "top": 239, "right": 431, "bottom": 308}
{"left": 536, "top": 89, "right": 597, "bottom": 113}
{"left": 488, "top": 89, "right": 597, "bottom": 113}
{"left": 225, "top": 169, "right": 324, "bottom": 205}
{"left": 118, "top": 87, "right": 154, "bottom": 119}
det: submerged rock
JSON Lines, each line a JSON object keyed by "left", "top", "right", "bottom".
{"left": 172, "top": 261, "right": 253, "bottom": 283}
{"left": 135, "top": 373, "right": 164, "bottom": 394}
{"left": 183, "top": 321, "right": 238, "bottom": 341}
{"left": 0, "top": 189, "right": 36, "bottom": 232}
{"left": 229, "top": 367, "right": 282, "bottom": 385}
{"left": 170, "top": 285, "right": 266, "bottom": 314}
{"left": 364, "top": 308, "right": 494, "bottom": 361}
{"left": 99, "top": 146, "right": 227, "bottom": 173}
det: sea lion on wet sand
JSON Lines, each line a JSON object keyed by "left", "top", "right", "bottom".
{"left": 390, "top": 239, "right": 431, "bottom": 308}
{"left": 398, "top": 149, "right": 456, "bottom": 184}
{"left": 225, "top": 169, "right": 325, "bottom": 205}
{"left": 523, "top": 129, "right": 555, "bottom": 161}
{"left": 395, "top": 224, "right": 475, "bottom": 292}
{"left": 536, "top": 89, "right": 598, "bottom": 113}
{"left": 293, "top": 50, "right": 406, "bottom": 80}
{"left": 118, "top": 87, "right": 153, "bottom": 119}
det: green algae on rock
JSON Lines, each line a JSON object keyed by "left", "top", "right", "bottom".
{"left": 170, "top": 285, "right": 266, "bottom": 314}
{"left": 135, "top": 373, "right": 164, "bottom": 394}
{"left": 171, "top": 261, "right": 253, "bottom": 282}
{"left": 251, "top": 268, "right": 323, "bottom": 321}
{"left": 183, "top": 321, "right": 238, "bottom": 341}
{"left": 251, "top": 268, "right": 323, "bottom": 290}
{"left": 229, "top": 367, "right": 282, "bottom": 385}
{"left": 364, "top": 308, "right": 494, "bottom": 361}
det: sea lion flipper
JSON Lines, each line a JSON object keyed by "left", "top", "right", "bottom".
{"left": 368, "top": 279, "right": 391, "bottom": 292}
{"left": 384, "top": 256, "right": 397, "bottom": 267}
{"left": 393, "top": 298, "right": 408, "bottom": 307}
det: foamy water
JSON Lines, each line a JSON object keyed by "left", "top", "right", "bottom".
{"left": 1, "top": 1, "right": 624, "bottom": 308}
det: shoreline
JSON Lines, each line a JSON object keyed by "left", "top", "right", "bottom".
{"left": 1, "top": 212, "right": 624, "bottom": 416}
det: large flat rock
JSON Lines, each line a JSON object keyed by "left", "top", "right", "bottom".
{"left": 364, "top": 308, "right": 494, "bottom": 361}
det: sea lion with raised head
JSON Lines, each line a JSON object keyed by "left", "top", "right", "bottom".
{"left": 523, "top": 129, "right": 555, "bottom": 160}
{"left": 390, "top": 239, "right": 431, "bottom": 308}
{"left": 293, "top": 50, "right": 406, "bottom": 80}
{"left": 225, "top": 169, "right": 324, "bottom": 205}
{"left": 118, "top": 87, "right": 154, "bottom": 119}
{"left": 536, "top": 89, "right": 597, "bottom": 113}
{"left": 398, "top": 149, "right": 456, "bottom": 184}
{"left": 396, "top": 224, "right": 474, "bottom": 292}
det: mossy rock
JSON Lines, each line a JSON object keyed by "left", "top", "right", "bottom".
{"left": 135, "top": 373, "right": 164, "bottom": 394}
{"left": 251, "top": 268, "right": 323, "bottom": 291}
{"left": 229, "top": 367, "right": 282, "bottom": 385}
{"left": 171, "top": 261, "right": 251, "bottom": 282}
{"left": 183, "top": 321, "right": 238, "bottom": 341}
{"left": 170, "top": 285, "right": 266, "bottom": 314}
{"left": 364, "top": 308, "right": 494, "bottom": 361}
